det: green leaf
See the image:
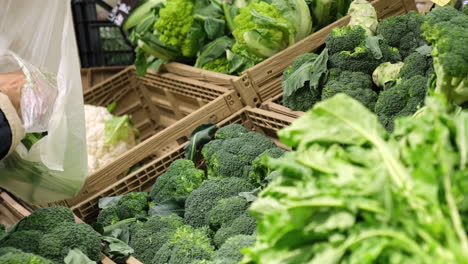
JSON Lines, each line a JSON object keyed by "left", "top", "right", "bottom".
{"left": 227, "top": 49, "right": 255, "bottom": 75}
{"left": 135, "top": 47, "right": 149, "bottom": 76}
{"left": 104, "top": 115, "right": 135, "bottom": 145}
{"left": 98, "top": 196, "right": 123, "bottom": 209}
{"left": 148, "top": 198, "right": 186, "bottom": 217}
{"left": 195, "top": 37, "right": 234, "bottom": 68}
{"left": 102, "top": 236, "right": 135, "bottom": 263}
{"left": 415, "top": 45, "right": 432, "bottom": 57}
{"left": 203, "top": 17, "right": 226, "bottom": 40}
{"left": 365, "top": 35, "right": 383, "bottom": 60}
{"left": 148, "top": 58, "right": 165, "bottom": 72}
{"left": 184, "top": 123, "right": 217, "bottom": 161}
{"left": 107, "top": 102, "right": 117, "bottom": 114}
{"left": 283, "top": 48, "right": 329, "bottom": 97}
{"left": 64, "top": 249, "right": 96, "bottom": 264}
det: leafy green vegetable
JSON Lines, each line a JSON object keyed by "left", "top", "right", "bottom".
{"left": 104, "top": 115, "right": 137, "bottom": 145}
{"left": 184, "top": 123, "right": 218, "bottom": 161}
{"left": 64, "top": 249, "right": 97, "bottom": 264}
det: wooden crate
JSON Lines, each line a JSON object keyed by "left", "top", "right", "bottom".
{"left": 415, "top": 0, "right": 434, "bottom": 13}
{"left": 38, "top": 66, "right": 242, "bottom": 209}
{"left": 71, "top": 107, "right": 294, "bottom": 223}
{"left": 259, "top": 0, "right": 420, "bottom": 119}
{"left": 0, "top": 191, "right": 128, "bottom": 264}
{"left": 81, "top": 66, "right": 126, "bottom": 91}
{"left": 159, "top": 0, "right": 417, "bottom": 108}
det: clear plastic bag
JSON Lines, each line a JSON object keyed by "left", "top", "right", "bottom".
{"left": 0, "top": 0, "right": 88, "bottom": 204}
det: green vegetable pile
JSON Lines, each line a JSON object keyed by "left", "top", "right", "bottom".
{"left": 242, "top": 93, "right": 468, "bottom": 264}
{"left": 93, "top": 124, "right": 286, "bottom": 263}
{"left": 124, "top": 0, "right": 352, "bottom": 76}
{"left": 282, "top": 4, "right": 467, "bottom": 132}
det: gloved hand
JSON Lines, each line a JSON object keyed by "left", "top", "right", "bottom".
{"left": 0, "top": 51, "right": 58, "bottom": 133}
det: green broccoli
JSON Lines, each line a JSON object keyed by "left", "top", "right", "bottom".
{"left": 0, "top": 224, "right": 4, "bottom": 238}
{"left": 16, "top": 206, "right": 74, "bottom": 233}
{"left": 213, "top": 212, "right": 256, "bottom": 248}
{"left": 0, "top": 248, "right": 53, "bottom": 264}
{"left": 377, "top": 11, "right": 427, "bottom": 58}
{"left": 321, "top": 70, "right": 377, "bottom": 110}
{"left": 202, "top": 124, "right": 277, "bottom": 179}
{"left": 149, "top": 159, "right": 205, "bottom": 203}
{"left": 96, "top": 205, "right": 120, "bottom": 227}
{"left": 282, "top": 53, "right": 323, "bottom": 111}
{"left": 325, "top": 26, "right": 367, "bottom": 55}
{"left": 116, "top": 192, "right": 149, "bottom": 220}
{"left": 209, "top": 196, "right": 249, "bottom": 231}
{"left": 201, "top": 57, "right": 230, "bottom": 74}
{"left": 375, "top": 75, "right": 428, "bottom": 131}
{"left": 248, "top": 147, "right": 286, "bottom": 184}
{"left": 213, "top": 235, "right": 256, "bottom": 264}
{"left": 0, "top": 230, "right": 43, "bottom": 254}
{"left": 212, "top": 124, "right": 249, "bottom": 140}
{"left": 129, "top": 214, "right": 184, "bottom": 263}
{"left": 398, "top": 51, "right": 433, "bottom": 79}
{"left": 152, "top": 225, "right": 215, "bottom": 264}
{"left": 38, "top": 222, "right": 101, "bottom": 263}
{"left": 185, "top": 177, "right": 254, "bottom": 228}
{"left": 422, "top": 7, "right": 468, "bottom": 106}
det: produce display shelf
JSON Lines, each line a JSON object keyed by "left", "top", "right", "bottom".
{"left": 159, "top": 0, "right": 416, "bottom": 108}
{"left": 81, "top": 66, "right": 126, "bottom": 91}
{"left": 38, "top": 66, "right": 243, "bottom": 209}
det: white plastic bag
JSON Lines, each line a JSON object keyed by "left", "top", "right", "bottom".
{"left": 0, "top": 0, "right": 88, "bottom": 204}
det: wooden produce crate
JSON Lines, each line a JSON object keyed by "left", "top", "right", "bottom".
{"left": 159, "top": 0, "right": 416, "bottom": 108}
{"left": 0, "top": 191, "right": 126, "bottom": 264}
{"left": 72, "top": 107, "right": 295, "bottom": 223}
{"left": 40, "top": 66, "right": 242, "bottom": 209}
{"left": 415, "top": 0, "right": 434, "bottom": 13}
{"left": 259, "top": 0, "right": 419, "bottom": 119}
{"left": 81, "top": 66, "right": 126, "bottom": 91}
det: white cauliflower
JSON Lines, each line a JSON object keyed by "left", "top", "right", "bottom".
{"left": 85, "top": 105, "right": 136, "bottom": 174}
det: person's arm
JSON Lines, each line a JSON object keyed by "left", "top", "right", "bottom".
{"left": 0, "top": 71, "right": 25, "bottom": 160}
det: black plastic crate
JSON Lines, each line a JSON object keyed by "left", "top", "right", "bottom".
{"left": 72, "top": 0, "right": 135, "bottom": 67}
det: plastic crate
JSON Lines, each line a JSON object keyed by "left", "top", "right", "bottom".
{"left": 71, "top": 107, "right": 295, "bottom": 223}
{"left": 159, "top": 0, "right": 417, "bottom": 108}
{"left": 81, "top": 66, "right": 126, "bottom": 91}
{"left": 36, "top": 66, "right": 242, "bottom": 208}
{"left": 72, "top": 0, "right": 135, "bottom": 67}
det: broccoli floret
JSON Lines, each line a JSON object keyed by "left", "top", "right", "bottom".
{"left": 422, "top": 7, "right": 468, "bottom": 106}
{"left": 248, "top": 147, "right": 286, "bottom": 184}
{"left": 213, "top": 235, "right": 256, "bottom": 264}
{"left": 129, "top": 214, "right": 184, "bottom": 263}
{"left": 325, "top": 26, "right": 367, "bottom": 55}
{"left": 0, "top": 248, "right": 53, "bottom": 264}
{"left": 96, "top": 206, "right": 119, "bottom": 227}
{"left": 0, "top": 224, "right": 4, "bottom": 238}
{"left": 38, "top": 222, "right": 101, "bottom": 263}
{"left": 150, "top": 159, "right": 205, "bottom": 203}
{"left": 0, "top": 230, "right": 43, "bottom": 254}
{"left": 328, "top": 46, "right": 383, "bottom": 75}
{"left": 185, "top": 177, "right": 254, "bottom": 228}
{"left": 214, "top": 124, "right": 250, "bottom": 140}
{"left": 377, "top": 11, "right": 427, "bottom": 58}
{"left": 116, "top": 192, "right": 149, "bottom": 220}
{"left": 16, "top": 206, "right": 74, "bottom": 233}
{"left": 375, "top": 75, "right": 428, "bottom": 131}
{"left": 321, "top": 70, "right": 377, "bottom": 110}
{"left": 152, "top": 225, "right": 215, "bottom": 264}
{"left": 202, "top": 125, "right": 277, "bottom": 179}
{"left": 213, "top": 212, "right": 256, "bottom": 248}
{"left": 209, "top": 196, "right": 249, "bottom": 231}
{"left": 398, "top": 52, "right": 433, "bottom": 79}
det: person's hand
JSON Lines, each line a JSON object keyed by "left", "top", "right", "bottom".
{"left": 0, "top": 71, "right": 24, "bottom": 115}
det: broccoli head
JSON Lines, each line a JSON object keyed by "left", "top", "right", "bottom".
{"left": 16, "top": 206, "right": 74, "bottom": 233}
{"left": 209, "top": 196, "right": 249, "bottom": 231}
{"left": 38, "top": 222, "right": 101, "bottom": 263}
{"left": 321, "top": 70, "right": 377, "bottom": 110}
{"left": 398, "top": 51, "right": 433, "bottom": 79}
{"left": 0, "top": 248, "right": 53, "bottom": 264}
{"left": 116, "top": 192, "right": 149, "bottom": 220}
{"left": 202, "top": 124, "right": 277, "bottom": 179}
{"left": 129, "top": 214, "right": 184, "bottom": 263}
{"left": 152, "top": 225, "right": 215, "bottom": 264}
{"left": 325, "top": 26, "right": 367, "bottom": 55}
{"left": 213, "top": 212, "right": 257, "bottom": 248}
{"left": 213, "top": 124, "right": 249, "bottom": 140}
{"left": 377, "top": 11, "right": 427, "bottom": 58}
{"left": 282, "top": 53, "right": 323, "bottom": 112}
{"left": 422, "top": 7, "right": 468, "bottom": 106}
{"left": 375, "top": 75, "right": 428, "bottom": 131}
{"left": 0, "top": 230, "right": 43, "bottom": 254}
{"left": 150, "top": 159, "right": 205, "bottom": 203}
{"left": 185, "top": 177, "right": 254, "bottom": 228}
{"left": 328, "top": 45, "right": 390, "bottom": 75}
{"left": 248, "top": 147, "right": 286, "bottom": 185}
{"left": 213, "top": 235, "right": 256, "bottom": 264}
{"left": 96, "top": 206, "right": 119, "bottom": 227}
